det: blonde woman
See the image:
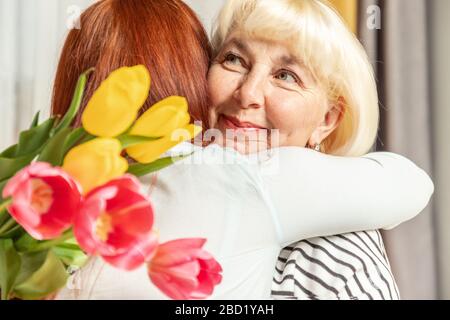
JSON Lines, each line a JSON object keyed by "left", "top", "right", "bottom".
{"left": 206, "top": 0, "right": 405, "bottom": 300}
{"left": 56, "top": 0, "right": 433, "bottom": 299}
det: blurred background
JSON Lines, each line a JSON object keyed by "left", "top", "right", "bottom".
{"left": 0, "top": 0, "right": 448, "bottom": 299}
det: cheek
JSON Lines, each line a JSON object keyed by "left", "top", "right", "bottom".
{"left": 265, "top": 92, "right": 326, "bottom": 145}
{"left": 207, "top": 65, "right": 237, "bottom": 109}
{"left": 266, "top": 96, "right": 320, "bottom": 131}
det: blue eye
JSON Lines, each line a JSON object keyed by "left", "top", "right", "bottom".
{"left": 275, "top": 70, "right": 298, "bottom": 83}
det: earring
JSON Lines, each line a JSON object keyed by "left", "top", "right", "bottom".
{"left": 308, "top": 143, "right": 321, "bottom": 152}
{"left": 314, "top": 143, "right": 321, "bottom": 152}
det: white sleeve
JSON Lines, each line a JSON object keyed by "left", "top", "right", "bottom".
{"left": 260, "top": 147, "right": 434, "bottom": 247}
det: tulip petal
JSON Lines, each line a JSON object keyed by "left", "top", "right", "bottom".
{"left": 199, "top": 257, "right": 223, "bottom": 274}
{"left": 110, "top": 200, "right": 154, "bottom": 236}
{"left": 73, "top": 176, "right": 156, "bottom": 268}
{"left": 130, "top": 96, "right": 190, "bottom": 137}
{"left": 81, "top": 65, "right": 151, "bottom": 137}
{"left": 126, "top": 124, "right": 202, "bottom": 164}
{"left": 102, "top": 232, "right": 158, "bottom": 271}
{"left": 2, "top": 162, "right": 60, "bottom": 198}
{"left": 149, "top": 273, "right": 191, "bottom": 300}
{"left": 40, "top": 176, "right": 81, "bottom": 222}
{"left": 7, "top": 204, "right": 46, "bottom": 240}
{"left": 88, "top": 174, "right": 142, "bottom": 195}
{"left": 151, "top": 239, "right": 206, "bottom": 267}
{"left": 149, "top": 262, "right": 200, "bottom": 298}
{"left": 147, "top": 238, "right": 223, "bottom": 300}
{"left": 63, "top": 138, "right": 128, "bottom": 193}
{"left": 74, "top": 192, "right": 110, "bottom": 255}
{"left": 191, "top": 271, "right": 216, "bottom": 298}
{"left": 3, "top": 162, "right": 81, "bottom": 240}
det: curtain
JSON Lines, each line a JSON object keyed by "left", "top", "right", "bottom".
{"left": 329, "top": 0, "right": 358, "bottom": 33}
{"left": 429, "top": 0, "right": 450, "bottom": 299}
{"left": 356, "top": 0, "right": 440, "bottom": 299}
{"left": 379, "top": 0, "right": 436, "bottom": 299}
{"left": 333, "top": 0, "right": 442, "bottom": 299}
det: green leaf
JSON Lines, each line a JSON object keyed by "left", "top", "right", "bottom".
{"left": 127, "top": 153, "right": 192, "bottom": 177}
{"left": 23, "top": 229, "right": 74, "bottom": 253}
{"left": 14, "top": 233, "right": 39, "bottom": 253}
{"left": 0, "top": 224, "right": 24, "bottom": 240}
{"left": 53, "top": 68, "right": 93, "bottom": 134}
{"left": 37, "top": 127, "right": 72, "bottom": 166}
{"left": 13, "top": 250, "right": 48, "bottom": 287}
{"left": 0, "top": 179, "right": 7, "bottom": 202}
{"left": 0, "top": 208, "right": 9, "bottom": 226}
{"left": 0, "top": 153, "right": 37, "bottom": 182}
{"left": 0, "top": 118, "right": 56, "bottom": 181}
{"left": 0, "top": 217, "right": 17, "bottom": 236}
{"left": 12, "top": 118, "right": 55, "bottom": 158}
{"left": 0, "top": 198, "right": 12, "bottom": 214}
{"left": 0, "top": 239, "right": 21, "bottom": 300}
{"left": 13, "top": 250, "right": 68, "bottom": 300}
{"left": 117, "top": 134, "right": 161, "bottom": 149}
{"left": 29, "top": 111, "right": 40, "bottom": 129}
{"left": 53, "top": 242, "right": 87, "bottom": 268}
{"left": 62, "top": 127, "right": 87, "bottom": 155}
{"left": 76, "top": 132, "right": 96, "bottom": 145}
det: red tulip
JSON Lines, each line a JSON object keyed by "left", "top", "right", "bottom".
{"left": 73, "top": 174, "right": 157, "bottom": 270}
{"left": 2, "top": 162, "right": 82, "bottom": 240}
{"left": 148, "top": 238, "right": 223, "bottom": 300}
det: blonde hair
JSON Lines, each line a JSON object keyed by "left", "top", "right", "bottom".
{"left": 211, "top": 0, "right": 379, "bottom": 156}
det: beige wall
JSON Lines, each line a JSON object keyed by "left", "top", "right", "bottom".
{"left": 184, "top": 0, "right": 225, "bottom": 35}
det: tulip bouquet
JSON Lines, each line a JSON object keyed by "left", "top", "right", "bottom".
{"left": 0, "top": 65, "right": 222, "bottom": 300}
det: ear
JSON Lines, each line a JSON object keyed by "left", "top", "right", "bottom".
{"left": 308, "top": 97, "right": 345, "bottom": 146}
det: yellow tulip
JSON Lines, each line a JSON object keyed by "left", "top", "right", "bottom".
{"left": 129, "top": 96, "right": 190, "bottom": 137}
{"left": 126, "top": 124, "right": 202, "bottom": 164}
{"left": 81, "top": 65, "right": 151, "bottom": 138}
{"left": 63, "top": 138, "right": 128, "bottom": 193}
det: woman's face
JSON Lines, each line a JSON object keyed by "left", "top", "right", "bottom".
{"left": 207, "top": 33, "right": 342, "bottom": 154}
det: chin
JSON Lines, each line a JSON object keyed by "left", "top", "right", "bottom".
{"left": 216, "top": 137, "right": 270, "bottom": 155}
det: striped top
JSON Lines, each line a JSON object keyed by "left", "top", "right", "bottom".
{"left": 271, "top": 230, "right": 400, "bottom": 300}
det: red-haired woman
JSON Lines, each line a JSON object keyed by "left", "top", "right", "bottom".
{"left": 51, "top": 0, "right": 211, "bottom": 129}
{"left": 53, "top": 0, "right": 432, "bottom": 299}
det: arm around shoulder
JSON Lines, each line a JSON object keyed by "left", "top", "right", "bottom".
{"left": 260, "top": 147, "right": 434, "bottom": 246}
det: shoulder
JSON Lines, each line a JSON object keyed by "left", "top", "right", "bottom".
{"left": 141, "top": 143, "right": 264, "bottom": 193}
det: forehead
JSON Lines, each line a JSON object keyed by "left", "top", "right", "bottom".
{"left": 222, "top": 33, "right": 306, "bottom": 67}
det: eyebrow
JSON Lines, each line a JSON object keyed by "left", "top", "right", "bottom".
{"left": 227, "top": 38, "right": 304, "bottom": 67}
{"left": 225, "top": 38, "right": 250, "bottom": 54}
{"left": 223, "top": 37, "right": 311, "bottom": 78}
{"left": 276, "top": 55, "right": 306, "bottom": 69}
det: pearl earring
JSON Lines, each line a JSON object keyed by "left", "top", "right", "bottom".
{"left": 314, "top": 143, "right": 321, "bottom": 152}
{"left": 308, "top": 143, "right": 321, "bottom": 152}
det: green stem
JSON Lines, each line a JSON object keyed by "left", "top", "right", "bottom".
{"left": 27, "top": 229, "right": 74, "bottom": 252}
{"left": 0, "top": 217, "right": 17, "bottom": 235}
{"left": 117, "top": 134, "right": 161, "bottom": 149}
{"left": 0, "top": 198, "right": 12, "bottom": 213}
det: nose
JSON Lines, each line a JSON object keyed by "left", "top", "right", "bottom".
{"left": 233, "top": 68, "right": 266, "bottom": 109}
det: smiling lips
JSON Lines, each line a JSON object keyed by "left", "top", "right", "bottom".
{"left": 220, "top": 114, "right": 267, "bottom": 131}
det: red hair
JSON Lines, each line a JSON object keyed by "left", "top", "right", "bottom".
{"left": 51, "top": 0, "right": 211, "bottom": 128}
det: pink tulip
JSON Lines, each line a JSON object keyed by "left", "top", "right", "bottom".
{"left": 148, "top": 238, "right": 223, "bottom": 300}
{"left": 74, "top": 174, "right": 157, "bottom": 270}
{"left": 2, "top": 162, "right": 82, "bottom": 240}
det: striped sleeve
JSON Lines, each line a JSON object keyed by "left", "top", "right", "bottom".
{"left": 271, "top": 230, "right": 400, "bottom": 300}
